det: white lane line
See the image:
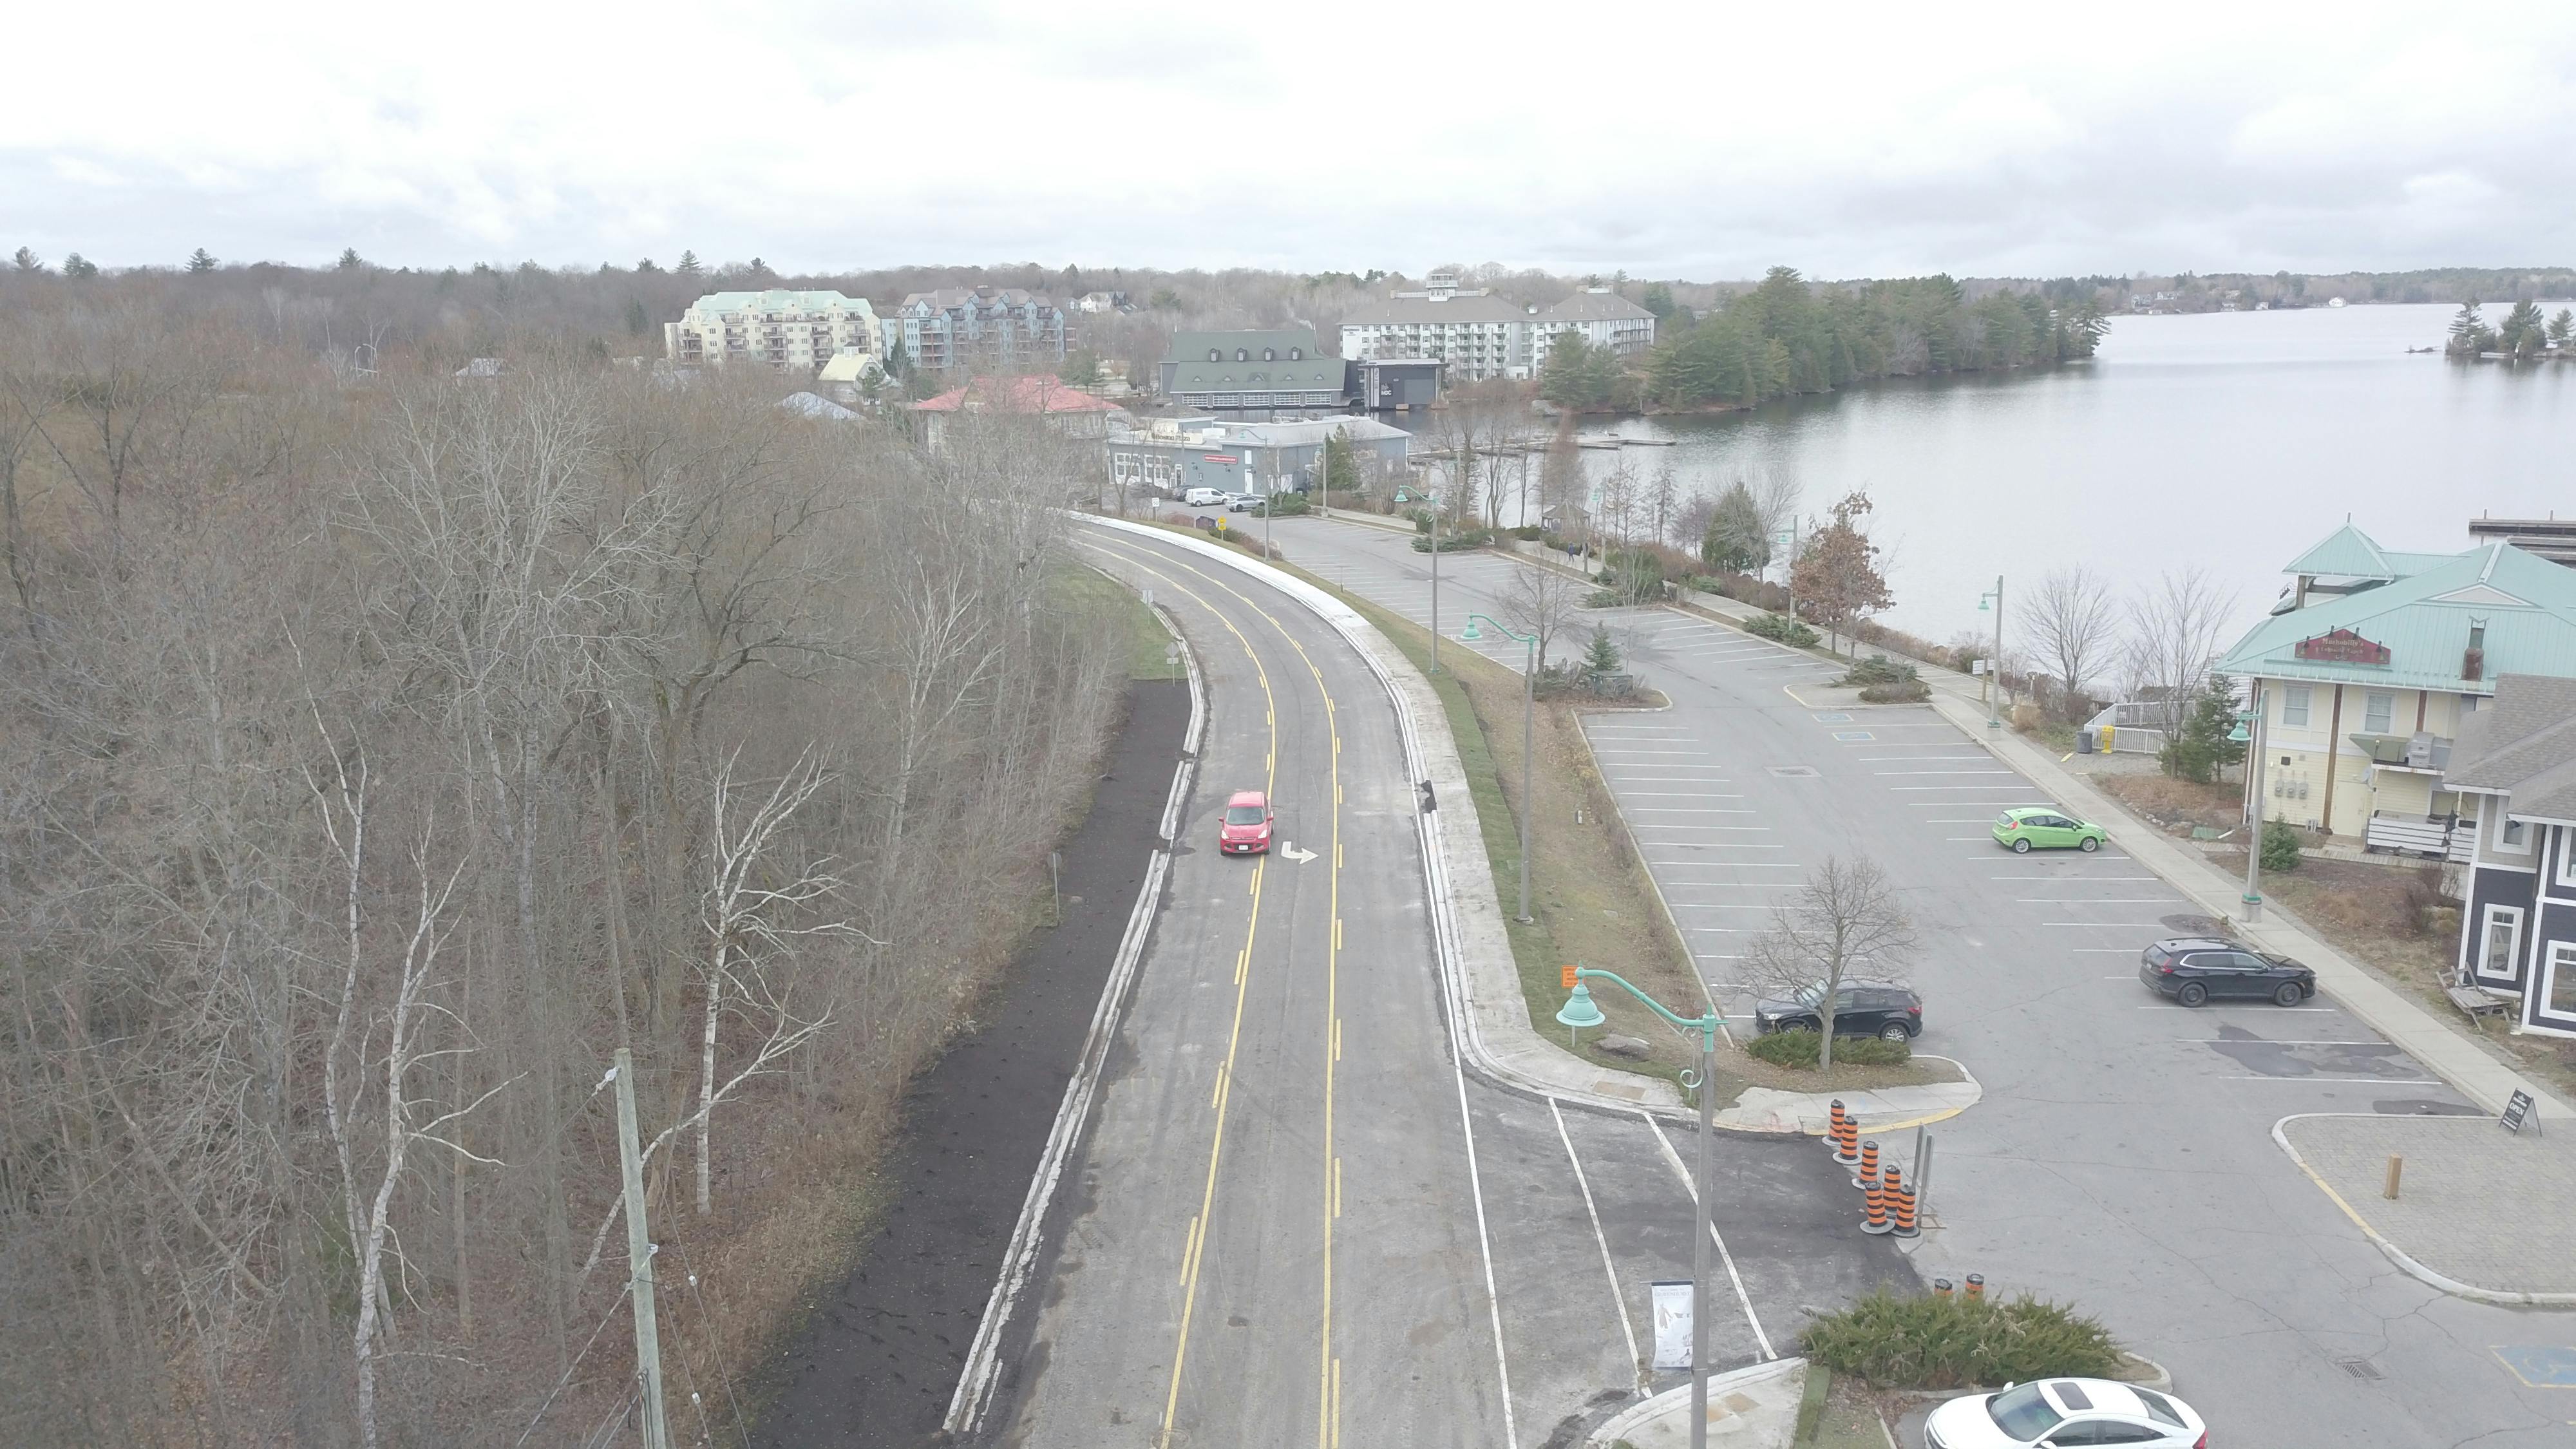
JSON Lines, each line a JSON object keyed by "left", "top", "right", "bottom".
{"left": 2073, "top": 948, "right": 2136, "bottom": 953}
{"left": 1994, "top": 875, "right": 2159, "bottom": 880}
{"left": 1859, "top": 755, "right": 1991, "bottom": 761}
{"left": 1641, "top": 1113, "right": 1776, "bottom": 1361}
{"left": 2216, "top": 1075, "right": 2438, "bottom": 1084}
{"left": 1619, "top": 792, "right": 1750, "bottom": 799}
{"left": 1638, "top": 826, "right": 1774, "bottom": 833}
{"left": 2044, "top": 921, "right": 2171, "bottom": 927}
{"left": 1631, "top": 808, "right": 1758, "bottom": 815}
{"left": 1893, "top": 785, "right": 2034, "bottom": 791}
{"left": 1550, "top": 1100, "right": 1644, "bottom": 1395}
{"left": 1648, "top": 861, "right": 1804, "bottom": 869}
{"left": 1874, "top": 770, "right": 2016, "bottom": 777}
{"left": 1926, "top": 818, "right": 2005, "bottom": 824}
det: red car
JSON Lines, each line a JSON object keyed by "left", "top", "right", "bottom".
{"left": 1219, "top": 791, "right": 1273, "bottom": 855}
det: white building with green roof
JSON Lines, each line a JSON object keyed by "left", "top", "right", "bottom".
{"left": 665, "top": 289, "right": 885, "bottom": 371}
{"left": 2215, "top": 523, "right": 2576, "bottom": 847}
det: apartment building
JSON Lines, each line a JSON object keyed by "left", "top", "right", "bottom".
{"left": 663, "top": 289, "right": 884, "bottom": 370}
{"left": 2214, "top": 523, "right": 2576, "bottom": 849}
{"left": 893, "top": 287, "right": 1068, "bottom": 373}
{"left": 1339, "top": 276, "right": 1655, "bottom": 382}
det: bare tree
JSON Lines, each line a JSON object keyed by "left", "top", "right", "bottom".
{"left": 2124, "top": 566, "right": 2239, "bottom": 737}
{"left": 1740, "top": 855, "right": 1919, "bottom": 1070}
{"left": 1502, "top": 556, "right": 1584, "bottom": 674}
{"left": 1647, "top": 462, "right": 1679, "bottom": 545}
{"left": 2020, "top": 565, "right": 2123, "bottom": 717}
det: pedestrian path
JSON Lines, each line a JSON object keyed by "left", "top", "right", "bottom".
{"left": 1584, "top": 1358, "right": 1807, "bottom": 1449}
{"left": 2275, "top": 1112, "right": 2576, "bottom": 1303}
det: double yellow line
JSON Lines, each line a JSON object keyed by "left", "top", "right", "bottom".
{"left": 1084, "top": 538, "right": 1344, "bottom": 1449}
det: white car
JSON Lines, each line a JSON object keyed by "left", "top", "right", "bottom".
{"left": 1226, "top": 491, "right": 1263, "bottom": 511}
{"left": 1923, "top": 1379, "right": 2204, "bottom": 1448}
{"left": 1182, "top": 487, "right": 1227, "bottom": 507}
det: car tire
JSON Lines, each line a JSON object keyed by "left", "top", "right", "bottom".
{"left": 2274, "top": 981, "right": 2305, "bottom": 1007}
{"left": 1878, "top": 1021, "right": 1911, "bottom": 1043}
{"left": 2079, "top": 836, "right": 2101, "bottom": 852}
{"left": 2012, "top": 838, "right": 2032, "bottom": 854}
{"left": 2177, "top": 981, "right": 2209, "bottom": 1007}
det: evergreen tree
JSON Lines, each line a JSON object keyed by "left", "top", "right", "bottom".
{"left": 186, "top": 248, "right": 217, "bottom": 274}
{"left": 339, "top": 247, "right": 364, "bottom": 270}
{"left": 2500, "top": 299, "right": 2546, "bottom": 357}
{"left": 10, "top": 247, "right": 40, "bottom": 273}
{"left": 636, "top": 257, "right": 661, "bottom": 274}
{"left": 1059, "top": 350, "right": 1103, "bottom": 388}
{"left": 746, "top": 256, "right": 775, "bottom": 283}
{"left": 2162, "top": 673, "right": 2246, "bottom": 784}
{"left": 677, "top": 250, "right": 703, "bottom": 278}
{"left": 624, "top": 298, "right": 650, "bottom": 336}
{"left": 2446, "top": 299, "right": 2492, "bottom": 357}
{"left": 2550, "top": 308, "right": 2574, "bottom": 348}
{"left": 1702, "top": 482, "right": 1770, "bottom": 573}
{"left": 61, "top": 252, "right": 98, "bottom": 279}
{"left": 1584, "top": 623, "right": 1622, "bottom": 676}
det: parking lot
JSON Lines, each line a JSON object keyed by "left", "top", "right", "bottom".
{"left": 1271, "top": 516, "right": 2569, "bottom": 1448}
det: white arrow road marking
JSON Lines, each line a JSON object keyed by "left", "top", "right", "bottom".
{"left": 1280, "top": 841, "right": 1318, "bottom": 862}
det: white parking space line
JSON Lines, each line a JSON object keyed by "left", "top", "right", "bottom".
{"left": 1620, "top": 792, "right": 1749, "bottom": 799}
{"left": 2216, "top": 1075, "right": 2438, "bottom": 1084}
{"left": 2135, "top": 1004, "right": 2337, "bottom": 1011}
{"left": 1647, "top": 860, "right": 1803, "bottom": 869}
{"left": 1874, "top": 770, "right": 2016, "bottom": 776}
{"left": 1993, "top": 875, "right": 2159, "bottom": 880}
{"left": 1667, "top": 903, "right": 1774, "bottom": 911}
{"left": 1631, "top": 808, "right": 1758, "bottom": 815}
{"left": 2175, "top": 1038, "right": 2391, "bottom": 1046}
{"left": 1639, "top": 826, "right": 1774, "bottom": 834}
{"left": 1892, "top": 785, "right": 2034, "bottom": 791}
{"left": 1858, "top": 755, "right": 1991, "bottom": 761}
{"left": 2045, "top": 921, "right": 2171, "bottom": 927}
{"left": 1594, "top": 750, "right": 1716, "bottom": 756}
{"left": 1644, "top": 844, "right": 1788, "bottom": 851}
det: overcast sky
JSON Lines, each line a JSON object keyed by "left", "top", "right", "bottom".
{"left": 10, "top": 1, "right": 2575, "bottom": 281}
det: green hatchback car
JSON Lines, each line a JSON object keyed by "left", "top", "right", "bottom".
{"left": 1992, "top": 806, "right": 2107, "bottom": 853}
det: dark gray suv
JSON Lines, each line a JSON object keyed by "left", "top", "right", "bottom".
{"left": 2139, "top": 936, "right": 2316, "bottom": 1007}
{"left": 1752, "top": 981, "right": 1924, "bottom": 1041}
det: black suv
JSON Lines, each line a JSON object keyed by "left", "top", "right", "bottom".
{"left": 1752, "top": 982, "right": 1924, "bottom": 1042}
{"left": 2139, "top": 936, "right": 2317, "bottom": 1007}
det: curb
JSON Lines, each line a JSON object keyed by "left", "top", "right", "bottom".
{"left": 1584, "top": 1357, "right": 1807, "bottom": 1448}
{"left": 940, "top": 600, "right": 1204, "bottom": 1437}
{"left": 2269, "top": 1112, "right": 2576, "bottom": 1307}
{"left": 1080, "top": 516, "right": 1689, "bottom": 1121}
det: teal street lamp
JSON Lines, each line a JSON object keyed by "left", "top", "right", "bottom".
{"left": 1975, "top": 576, "right": 2004, "bottom": 730}
{"left": 2233, "top": 692, "right": 2266, "bottom": 921}
{"left": 1461, "top": 612, "right": 1539, "bottom": 923}
{"left": 1555, "top": 980, "right": 1605, "bottom": 1048}
{"left": 1561, "top": 967, "right": 1725, "bottom": 1449}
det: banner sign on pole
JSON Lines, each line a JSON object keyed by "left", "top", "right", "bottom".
{"left": 1651, "top": 1281, "right": 1693, "bottom": 1370}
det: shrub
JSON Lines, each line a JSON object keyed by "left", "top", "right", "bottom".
{"left": 1744, "top": 612, "right": 1819, "bottom": 648}
{"left": 1511, "top": 524, "right": 1546, "bottom": 541}
{"left": 1859, "top": 681, "right": 1931, "bottom": 703}
{"left": 1743, "top": 1028, "right": 1911, "bottom": 1068}
{"left": 2261, "top": 819, "right": 2303, "bottom": 873}
{"left": 1412, "top": 526, "right": 1491, "bottom": 553}
{"left": 1801, "top": 1288, "right": 2121, "bottom": 1390}
{"left": 1264, "top": 491, "right": 1312, "bottom": 516}
{"left": 1585, "top": 589, "right": 1624, "bottom": 609}
{"left": 1841, "top": 654, "right": 1918, "bottom": 687}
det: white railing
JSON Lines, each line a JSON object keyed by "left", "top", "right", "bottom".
{"left": 2365, "top": 813, "right": 2473, "bottom": 862}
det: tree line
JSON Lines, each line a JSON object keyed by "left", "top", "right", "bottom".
{"left": 0, "top": 274, "right": 1132, "bottom": 1444}
{"left": 1543, "top": 267, "right": 2110, "bottom": 412}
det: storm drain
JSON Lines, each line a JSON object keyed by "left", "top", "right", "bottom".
{"left": 1767, "top": 765, "right": 1821, "bottom": 779}
{"left": 2338, "top": 1358, "right": 2382, "bottom": 1380}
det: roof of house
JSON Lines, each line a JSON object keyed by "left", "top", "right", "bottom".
{"left": 900, "top": 287, "right": 1058, "bottom": 314}
{"left": 911, "top": 375, "right": 1123, "bottom": 414}
{"left": 683, "top": 289, "right": 876, "bottom": 316}
{"left": 777, "top": 392, "right": 861, "bottom": 421}
{"left": 1539, "top": 290, "right": 1656, "bottom": 323}
{"left": 2444, "top": 673, "right": 2576, "bottom": 819}
{"left": 2217, "top": 538, "right": 2576, "bottom": 694}
{"left": 1164, "top": 330, "right": 1347, "bottom": 394}
{"left": 817, "top": 352, "right": 881, "bottom": 383}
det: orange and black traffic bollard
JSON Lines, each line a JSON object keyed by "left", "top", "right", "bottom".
{"left": 1854, "top": 1139, "right": 1880, "bottom": 1193}
{"left": 1891, "top": 1173, "right": 1919, "bottom": 1238}
{"left": 1932, "top": 1278, "right": 1953, "bottom": 1298}
{"left": 1861, "top": 1173, "right": 1891, "bottom": 1235}
{"left": 1824, "top": 1099, "right": 1847, "bottom": 1153}
{"left": 1965, "top": 1273, "right": 1985, "bottom": 1301}
{"left": 1832, "top": 1103, "right": 1859, "bottom": 1164}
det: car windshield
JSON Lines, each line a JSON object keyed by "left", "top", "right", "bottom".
{"left": 1224, "top": 806, "right": 1266, "bottom": 826}
{"left": 2134, "top": 1388, "right": 2186, "bottom": 1428}
{"left": 1985, "top": 1383, "right": 2064, "bottom": 1441}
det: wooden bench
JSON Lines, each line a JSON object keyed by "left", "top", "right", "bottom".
{"left": 2445, "top": 983, "right": 2513, "bottom": 1019}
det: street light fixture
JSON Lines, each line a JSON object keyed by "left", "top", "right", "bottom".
{"left": 1558, "top": 968, "right": 1724, "bottom": 1449}
{"left": 1975, "top": 577, "right": 2005, "bottom": 731}
{"left": 1460, "top": 612, "right": 1538, "bottom": 923}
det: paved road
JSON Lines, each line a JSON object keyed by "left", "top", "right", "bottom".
{"left": 1267, "top": 515, "right": 2576, "bottom": 1449}
{"left": 984, "top": 524, "right": 1906, "bottom": 1449}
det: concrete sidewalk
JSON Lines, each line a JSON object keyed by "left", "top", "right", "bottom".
{"left": 1586, "top": 1358, "right": 1808, "bottom": 1449}
{"left": 2275, "top": 1112, "right": 2576, "bottom": 1304}
{"left": 1720, "top": 1067, "right": 1984, "bottom": 1135}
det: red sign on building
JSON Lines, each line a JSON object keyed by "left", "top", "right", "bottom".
{"left": 1201, "top": 454, "right": 1238, "bottom": 464}
{"left": 2293, "top": 627, "right": 2391, "bottom": 666}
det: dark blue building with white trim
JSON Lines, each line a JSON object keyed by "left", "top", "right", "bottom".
{"left": 2445, "top": 672, "right": 2576, "bottom": 1037}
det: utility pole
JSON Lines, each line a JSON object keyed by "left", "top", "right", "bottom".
{"left": 1979, "top": 575, "right": 2005, "bottom": 732}
{"left": 612, "top": 1049, "right": 671, "bottom": 1449}
{"left": 1318, "top": 426, "right": 1329, "bottom": 518}
{"left": 2240, "top": 681, "right": 2268, "bottom": 922}
{"left": 1430, "top": 489, "right": 1443, "bottom": 675}
{"left": 1691, "top": 1011, "right": 1714, "bottom": 1449}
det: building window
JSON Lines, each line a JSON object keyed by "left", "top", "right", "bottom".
{"left": 2280, "top": 685, "right": 2311, "bottom": 727}
{"left": 2363, "top": 691, "right": 2394, "bottom": 734}
{"left": 2497, "top": 810, "right": 2532, "bottom": 854}
{"left": 2481, "top": 905, "right": 2524, "bottom": 980}
{"left": 1209, "top": 349, "right": 1220, "bottom": 363}
{"left": 1236, "top": 348, "right": 1249, "bottom": 362}
{"left": 1291, "top": 348, "right": 1303, "bottom": 360}
{"left": 2550, "top": 942, "right": 2576, "bottom": 1019}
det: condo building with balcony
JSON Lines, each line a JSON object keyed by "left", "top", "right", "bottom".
{"left": 663, "top": 289, "right": 885, "bottom": 371}
{"left": 893, "top": 287, "right": 1068, "bottom": 373}
{"left": 1338, "top": 274, "right": 1655, "bottom": 383}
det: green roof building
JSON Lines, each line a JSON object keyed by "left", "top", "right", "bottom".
{"left": 2216, "top": 524, "right": 2576, "bottom": 846}
{"left": 1158, "top": 330, "right": 1351, "bottom": 412}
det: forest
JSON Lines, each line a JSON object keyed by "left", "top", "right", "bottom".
{"left": 0, "top": 268, "right": 1133, "bottom": 1445}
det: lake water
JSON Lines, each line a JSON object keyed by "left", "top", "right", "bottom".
{"left": 1557, "top": 303, "right": 2575, "bottom": 647}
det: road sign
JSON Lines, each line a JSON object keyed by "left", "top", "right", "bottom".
{"left": 1561, "top": 964, "right": 1579, "bottom": 990}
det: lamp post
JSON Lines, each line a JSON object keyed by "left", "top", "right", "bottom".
{"left": 1461, "top": 612, "right": 1537, "bottom": 923}
{"left": 1976, "top": 577, "right": 2005, "bottom": 731}
{"left": 2232, "top": 686, "right": 2265, "bottom": 922}
{"left": 1558, "top": 969, "right": 1723, "bottom": 1449}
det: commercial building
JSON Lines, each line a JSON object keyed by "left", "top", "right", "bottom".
{"left": 664, "top": 290, "right": 885, "bottom": 370}
{"left": 1157, "top": 329, "right": 1351, "bottom": 411}
{"left": 2443, "top": 673, "right": 2576, "bottom": 1037}
{"left": 1339, "top": 276, "right": 1656, "bottom": 382}
{"left": 1358, "top": 357, "right": 1442, "bottom": 410}
{"left": 2214, "top": 523, "right": 2576, "bottom": 849}
{"left": 1106, "top": 416, "right": 1410, "bottom": 500}
{"left": 893, "top": 287, "right": 1068, "bottom": 373}
{"left": 909, "top": 374, "right": 1130, "bottom": 452}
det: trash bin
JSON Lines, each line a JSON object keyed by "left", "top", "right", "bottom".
{"left": 2076, "top": 728, "right": 2096, "bottom": 755}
